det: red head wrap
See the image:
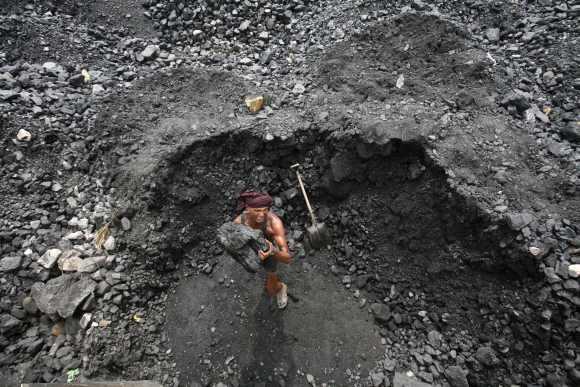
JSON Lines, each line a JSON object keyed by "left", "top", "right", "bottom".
{"left": 237, "top": 191, "right": 273, "bottom": 212}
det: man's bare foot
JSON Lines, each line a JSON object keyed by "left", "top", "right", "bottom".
{"left": 277, "top": 283, "right": 288, "bottom": 309}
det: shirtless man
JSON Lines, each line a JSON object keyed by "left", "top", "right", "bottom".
{"left": 234, "top": 191, "right": 292, "bottom": 309}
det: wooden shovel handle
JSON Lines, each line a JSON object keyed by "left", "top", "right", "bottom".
{"left": 295, "top": 170, "right": 318, "bottom": 226}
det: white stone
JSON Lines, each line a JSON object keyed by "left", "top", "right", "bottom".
{"left": 103, "top": 236, "right": 115, "bottom": 251}
{"left": 396, "top": 74, "right": 405, "bottom": 89}
{"left": 80, "top": 313, "right": 92, "bottom": 329}
{"left": 67, "top": 197, "right": 78, "bottom": 208}
{"left": 60, "top": 255, "right": 83, "bottom": 272}
{"left": 292, "top": 82, "right": 305, "bottom": 95}
{"left": 78, "top": 256, "right": 106, "bottom": 273}
{"left": 569, "top": 264, "right": 580, "bottom": 279}
{"left": 17, "top": 129, "right": 32, "bottom": 142}
{"left": 38, "top": 248, "right": 62, "bottom": 269}
{"left": 141, "top": 44, "right": 159, "bottom": 59}
{"left": 92, "top": 84, "right": 105, "bottom": 95}
{"left": 42, "top": 62, "right": 59, "bottom": 72}
{"left": 121, "top": 217, "right": 131, "bottom": 231}
{"left": 78, "top": 218, "right": 89, "bottom": 230}
{"left": 64, "top": 231, "right": 84, "bottom": 240}
{"left": 239, "top": 20, "right": 250, "bottom": 31}
{"left": 486, "top": 28, "right": 500, "bottom": 42}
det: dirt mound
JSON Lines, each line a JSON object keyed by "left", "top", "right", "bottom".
{"left": 318, "top": 14, "right": 493, "bottom": 103}
{"left": 0, "top": 3, "right": 153, "bottom": 67}
{"left": 0, "top": 16, "right": 91, "bottom": 65}
{"left": 79, "top": 0, "right": 155, "bottom": 38}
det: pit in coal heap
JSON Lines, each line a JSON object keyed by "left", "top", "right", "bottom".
{"left": 156, "top": 130, "right": 547, "bottom": 386}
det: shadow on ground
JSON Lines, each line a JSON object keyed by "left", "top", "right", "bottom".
{"left": 166, "top": 253, "right": 382, "bottom": 387}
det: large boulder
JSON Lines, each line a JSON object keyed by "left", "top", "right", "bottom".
{"left": 38, "top": 248, "right": 62, "bottom": 269}
{"left": 140, "top": 45, "right": 160, "bottom": 61}
{"left": 500, "top": 90, "right": 532, "bottom": 113}
{"left": 445, "top": 366, "right": 469, "bottom": 387}
{"left": 31, "top": 275, "right": 96, "bottom": 318}
{"left": 217, "top": 222, "right": 267, "bottom": 273}
{"left": 474, "top": 346, "right": 498, "bottom": 367}
{"left": 0, "top": 314, "right": 22, "bottom": 334}
{"left": 370, "top": 303, "right": 392, "bottom": 324}
{"left": 505, "top": 212, "right": 534, "bottom": 231}
{"left": 393, "top": 372, "right": 432, "bottom": 387}
{"left": 0, "top": 255, "right": 22, "bottom": 272}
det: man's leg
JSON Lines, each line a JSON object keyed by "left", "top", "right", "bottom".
{"left": 265, "top": 272, "right": 282, "bottom": 296}
{"left": 265, "top": 272, "right": 288, "bottom": 309}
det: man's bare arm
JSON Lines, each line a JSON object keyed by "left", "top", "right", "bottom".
{"left": 270, "top": 216, "right": 292, "bottom": 264}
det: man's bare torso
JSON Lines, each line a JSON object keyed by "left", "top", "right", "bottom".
{"left": 234, "top": 212, "right": 279, "bottom": 240}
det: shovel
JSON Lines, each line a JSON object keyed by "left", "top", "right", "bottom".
{"left": 290, "top": 164, "right": 331, "bottom": 250}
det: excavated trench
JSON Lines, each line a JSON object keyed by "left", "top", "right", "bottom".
{"left": 2, "top": 5, "right": 575, "bottom": 386}
{"left": 139, "top": 130, "right": 549, "bottom": 386}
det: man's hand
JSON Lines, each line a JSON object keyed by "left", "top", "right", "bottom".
{"left": 259, "top": 240, "right": 275, "bottom": 261}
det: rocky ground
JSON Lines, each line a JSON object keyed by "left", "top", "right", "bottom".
{"left": 0, "top": 1, "right": 579, "bottom": 387}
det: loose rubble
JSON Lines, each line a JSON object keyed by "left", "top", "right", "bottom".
{"left": 0, "top": 0, "right": 578, "bottom": 386}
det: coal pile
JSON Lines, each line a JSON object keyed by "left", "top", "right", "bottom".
{"left": 356, "top": 0, "right": 580, "bottom": 149}
{"left": 142, "top": 0, "right": 318, "bottom": 45}
{"left": 141, "top": 129, "right": 578, "bottom": 386}
{"left": 0, "top": 0, "right": 579, "bottom": 386}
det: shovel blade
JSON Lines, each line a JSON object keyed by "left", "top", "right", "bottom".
{"left": 306, "top": 223, "right": 331, "bottom": 250}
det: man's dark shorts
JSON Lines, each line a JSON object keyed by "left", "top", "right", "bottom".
{"left": 262, "top": 256, "right": 278, "bottom": 273}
